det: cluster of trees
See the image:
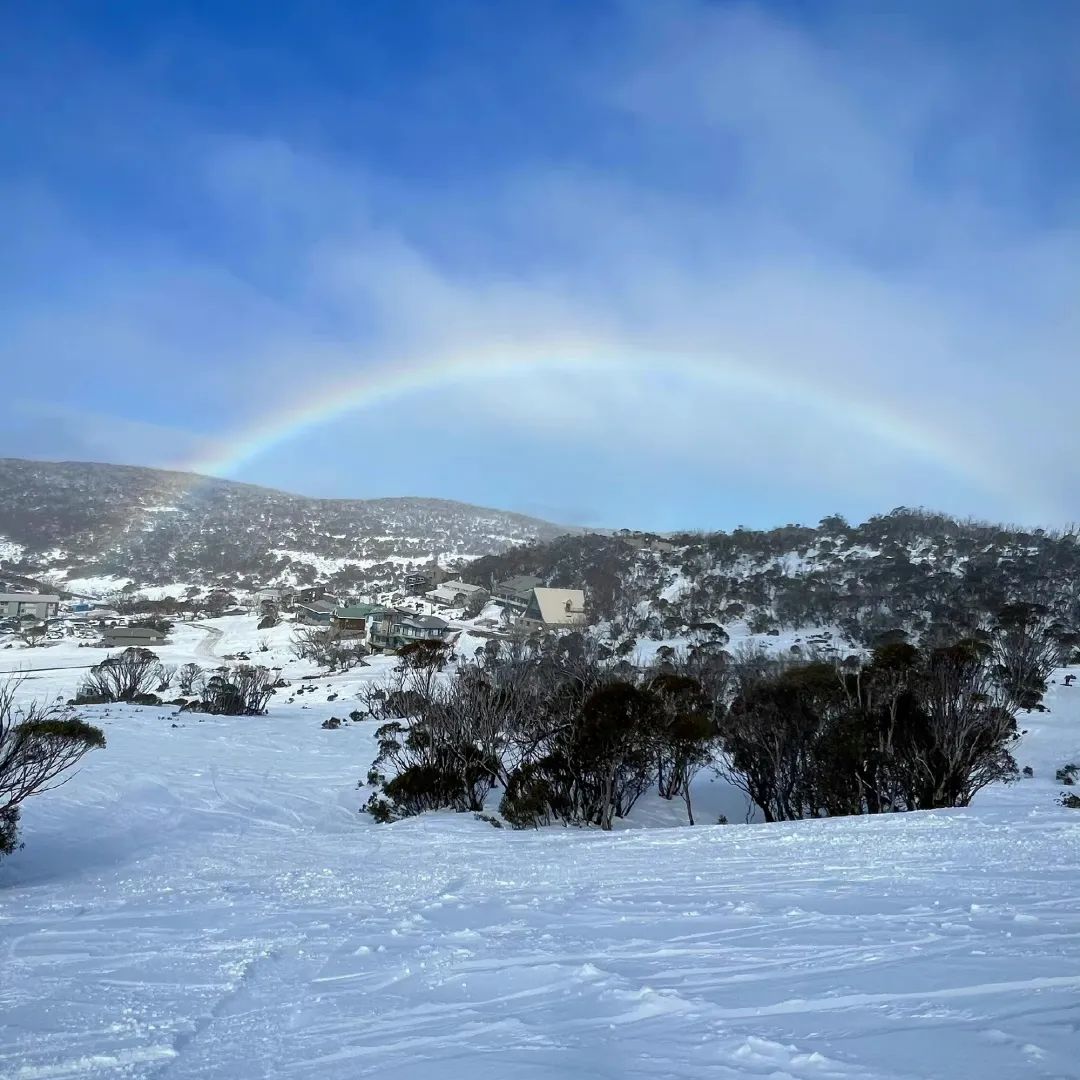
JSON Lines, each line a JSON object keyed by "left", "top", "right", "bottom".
{"left": 362, "top": 613, "right": 1055, "bottom": 830}
{"left": 720, "top": 641, "right": 1021, "bottom": 821}
{"left": 291, "top": 627, "right": 369, "bottom": 672}
{"left": 0, "top": 681, "right": 105, "bottom": 860}
{"left": 467, "top": 509, "right": 1080, "bottom": 654}
{"left": 73, "top": 649, "right": 277, "bottom": 715}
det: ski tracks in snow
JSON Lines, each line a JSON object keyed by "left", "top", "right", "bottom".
{"left": 2, "top": 712, "right": 1079, "bottom": 1079}
{"left": 192, "top": 624, "right": 223, "bottom": 660}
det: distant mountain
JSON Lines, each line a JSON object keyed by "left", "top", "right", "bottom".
{"left": 463, "top": 510, "right": 1080, "bottom": 652}
{"left": 0, "top": 458, "right": 572, "bottom": 596}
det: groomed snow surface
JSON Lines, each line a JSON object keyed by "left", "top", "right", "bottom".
{"left": 2, "top": 619, "right": 1079, "bottom": 1079}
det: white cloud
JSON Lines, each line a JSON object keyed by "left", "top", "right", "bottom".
{"left": 3, "top": 1, "right": 1077, "bottom": 527}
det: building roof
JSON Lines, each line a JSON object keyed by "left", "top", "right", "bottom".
{"left": 104, "top": 626, "right": 166, "bottom": 639}
{"left": 427, "top": 581, "right": 486, "bottom": 601}
{"left": 296, "top": 599, "right": 336, "bottom": 614}
{"left": 496, "top": 575, "right": 543, "bottom": 595}
{"left": 527, "top": 588, "right": 586, "bottom": 626}
{"left": 396, "top": 613, "right": 449, "bottom": 630}
{"left": 334, "top": 603, "right": 386, "bottom": 619}
{"left": 437, "top": 579, "right": 485, "bottom": 594}
{"left": 0, "top": 593, "right": 61, "bottom": 603}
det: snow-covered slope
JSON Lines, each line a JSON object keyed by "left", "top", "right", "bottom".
{"left": 0, "top": 458, "right": 571, "bottom": 596}
{"left": 465, "top": 511, "right": 1080, "bottom": 650}
{"left": 1, "top": 632, "right": 1078, "bottom": 1079}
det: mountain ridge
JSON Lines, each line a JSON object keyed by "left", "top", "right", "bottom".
{"left": 0, "top": 457, "right": 575, "bottom": 595}
{"left": 0, "top": 456, "right": 574, "bottom": 524}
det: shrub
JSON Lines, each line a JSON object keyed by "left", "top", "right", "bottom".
{"left": 500, "top": 682, "right": 664, "bottom": 830}
{"left": 500, "top": 754, "right": 575, "bottom": 829}
{"left": 75, "top": 648, "right": 162, "bottom": 704}
{"left": 717, "top": 640, "right": 1023, "bottom": 820}
{"left": 363, "top": 721, "right": 499, "bottom": 820}
{"left": 177, "top": 663, "right": 203, "bottom": 694}
{"left": 291, "top": 628, "right": 368, "bottom": 672}
{"left": 384, "top": 689, "right": 426, "bottom": 718}
{"left": 463, "top": 589, "right": 490, "bottom": 619}
{"left": 0, "top": 681, "right": 105, "bottom": 860}
{"left": 397, "top": 639, "right": 450, "bottom": 671}
{"left": 197, "top": 665, "right": 276, "bottom": 715}
{"left": 649, "top": 673, "right": 717, "bottom": 824}
{"left": 1056, "top": 763, "right": 1078, "bottom": 786}
{"left": 360, "top": 627, "right": 1029, "bottom": 832}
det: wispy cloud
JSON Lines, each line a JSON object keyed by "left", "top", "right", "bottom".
{"left": 1, "top": 1, "right": 1076, "bottom": 528}
{"left": 9, "top": 401, "right": 229, "bottom": 473}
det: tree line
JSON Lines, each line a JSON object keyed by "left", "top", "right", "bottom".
{"left": 360, "top": 604, "right": 1066, "bottom": 829}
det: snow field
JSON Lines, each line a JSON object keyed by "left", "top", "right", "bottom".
{"left": 0, "top": 622, "right": 1078, "bottom": 1078}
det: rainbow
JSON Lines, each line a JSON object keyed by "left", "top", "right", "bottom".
{"left": 180, "top": 343, "right": 1006, "bottom": 499}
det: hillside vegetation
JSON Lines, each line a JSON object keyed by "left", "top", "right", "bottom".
{"left": 0, "top": 458, "right": 569, "bottom": 595}
{"left": 465, "top": 509, "right": 1080, "bottom": 650}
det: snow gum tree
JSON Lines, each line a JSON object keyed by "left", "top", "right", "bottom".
{"left": 75, "top": 648, "right": 163, "bottom": 704}
{"left": 0, "top": 681, "right": 105, "bottom": 860}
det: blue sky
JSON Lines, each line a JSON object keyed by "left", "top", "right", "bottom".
{"left": 3, "top": 1, "right": 1078, "bottom": 530}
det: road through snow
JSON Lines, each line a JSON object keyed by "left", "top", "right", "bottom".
{"left": 191, "top": 623, "right": 223, "bottom": 660}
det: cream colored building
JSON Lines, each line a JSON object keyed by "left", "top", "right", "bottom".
{"left": 519, "top": 588, "right": 587, "bottom": 629}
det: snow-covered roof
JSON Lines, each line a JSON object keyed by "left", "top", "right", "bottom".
{"left": 527, "top": 588, "right": 586, "bottom": 626}
{"left": 396, "top": 613, "right": 449, "bottom": 630}
{"left": 296, "top": 600, "right": 336, "bottom": 614}
{"left": 427, "top": 581, "right": 486, "bottom": 601}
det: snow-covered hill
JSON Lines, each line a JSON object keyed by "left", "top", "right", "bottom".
{"left": 1, "top": 624, "right": 1078, "bottom": 1079}
{"left": 465, "top": 509, "right": 1080, "bottom": 651}
{"left": 0, "top": 458, "right": 572, "bottom": 597}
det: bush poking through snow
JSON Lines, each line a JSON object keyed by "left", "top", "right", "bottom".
{"left": 1055, "top": 763, "right": 1078, "bottom": 786}
{"left": 74, "top": 648, "right": 163, "bottom": 704}
{"left": 0, "top": 681, "right": 105, "bottom": 860}
{"left": 719, "top": 640, "right": 1023, "bottom": 820}
{"left": 361, "top": 629, "right": 1034, "bottom": 830}
{"left": 364, "top": 721, "right": 500, "bottom": 821}
{"left": 397, "top": 639, "right": 451, "bottom": 672}
{"left": 196, "top": 665, "right": 276, "bottom": 715}
{"left": 463, "top": 589, "right": 490, "bottom": 619}
{"left": 291, "top": 627, "right": 368, "bottom": 673}
{"left": 177, "top": 663, "right": 203, "bottom": 695}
